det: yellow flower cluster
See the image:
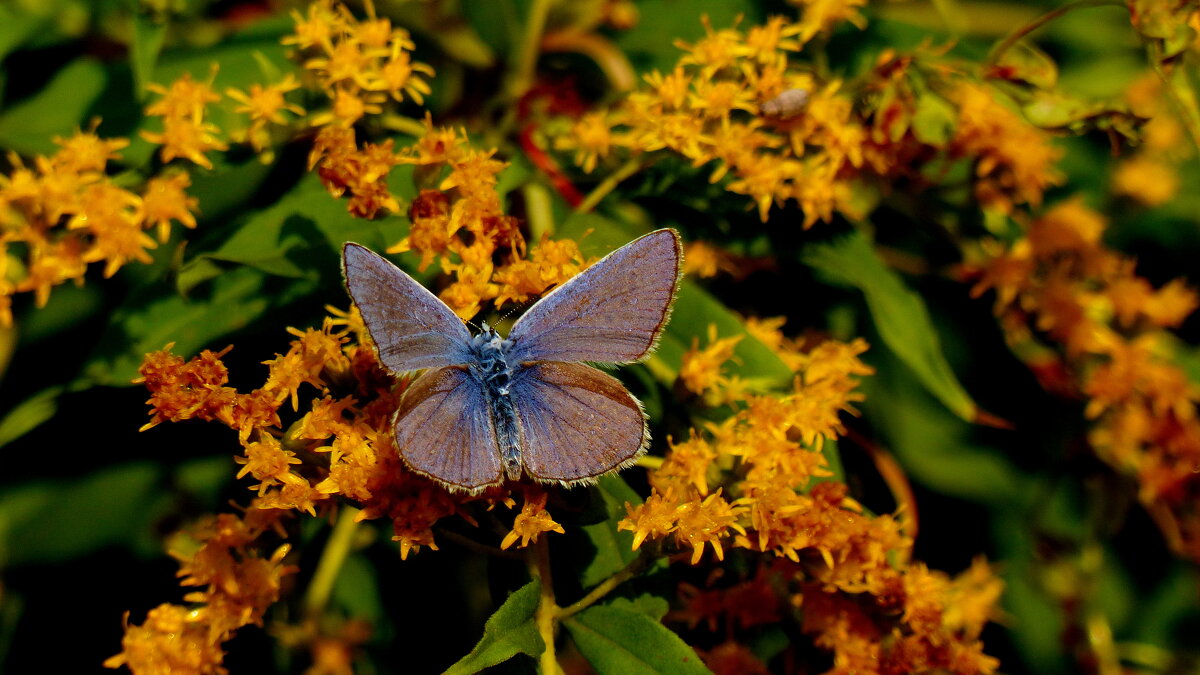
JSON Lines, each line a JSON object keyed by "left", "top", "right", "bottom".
{"left": 142, "top": 72, "right": 229, "bottom": 170}
{"left": 284, "top": 0, "right": 433, "bottom": 127}
{"left": 678, "top": 324, "right": 745, "bottom": 405}
{"left": 949, "top": 82, "right": 1063, "bottom": 214}
{"left": 623, "top": 321, "right": 1003, "bottom": 672}
{"left": 1110, "top": 73, "right": 1191, "bottom": 207}
{"left": 0, "top": 128, "right": 198, "bottom": 326}
{"left": 140, "top": 61, "right": 305, "bottom": 166}
{"left": 104, "top": 508, "right": 295, "bottom": 674}
{"left": 310, "top": 118, "right": 594, "bottom": 319}
{"left": 551, "top": 18, "right": 1064, "bottom": 226}
{"left": 970, "top": 198, "right": 1200, "bottom": 560}
{"left": 134, "top": 309, "right": 562, "bottom": 560}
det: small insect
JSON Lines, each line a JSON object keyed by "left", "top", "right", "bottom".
{"left": 342, "top": 229, "right": 682, "bottom": 494}
{"left": 760, "top": 88, "right": 810, "bottom": 119}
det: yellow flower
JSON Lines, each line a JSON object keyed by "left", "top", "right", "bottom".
{"left": 679, "top": 324, "right": 743, "bottom": 403}
{"left": 501, "top": 490, "right": 566, "bottom": 549}
{"left": 555, "top": 111, "right": 619, "bottom": 173}
{"left": 653, "top": 434, "right": 719, "bottom": 495}
{"left": 145, "top": 72, "right": 222, "bottom": 122}
{"left": 225, "top": 76, "right": 305, "bottom": 151}
{"left": 951, "top": 83, "right": 1062, "bottom": 212}
{"left": 141, "top": 171, "right": 199, "bottom": 243}
{"left": 789, "top": 0, "right": 868, "bottom": 43}
{"left": 106, "top": 510, "right": 296, "bottom": 674}
{"left": 1112, "top": 155, "right": 1179, "bottom": 207}
{"left": 492, "top": 236, "right": 590, "bottom": 308}
{"left": 141, "top": 115, "right": 228, "bottom": 170}
{"left": 283, "top": 0, "right": 340, "bottom": 51}
{"left": 52, "top": 125, "right": 128, "bottom": 173}
{"left": 672, "top": 490, "right": 746, "bottom": 564}
{"left": 69, "top": 182, "right": 154, "bottom": 277}
{"left": 619, "top": 491, "right": 681, "bottom": 550}
{"left": 676, "top": 17, "right": 745, "bottom": 78}
{"left": 103, "top": 604, "right": 225, "bottom": 675}
{"left": 235, "top": 435, "right": 303, "bottom": 496}
{"left": 369, "top": 35, "right": 435, "bottom": 104}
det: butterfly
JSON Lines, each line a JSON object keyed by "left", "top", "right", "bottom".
{"left": 342, "top": 229, "right": 682, "bottom": 494}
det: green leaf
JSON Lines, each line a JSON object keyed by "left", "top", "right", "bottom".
{"left": 83, "top": 265, "right": 272, "bottom": 386}
{"left": 1131, "top": 563, "right": 1200, "bottom": 647}
{"left": 0, "top": 59, "right": 107, "bottom": 156}
{"left": 655, "top": 281, "right": 793, "bottom": 389}
{"left": 130, "top": 9, "right": 168, "bottom": 100}
{"left": 604, "top": 595, "right": 669, "bottom": 621}
{"left": 332, "top": 553, "right": 385, "bottom": 624}
{"left": 0, "top": 387, "right": 63, "bottom": 449}
{"left": 911, "top": 93, "right": 956, "bottom": 145}
{"left": 460, "top": 0, "right": 519, "bottom": 62}
{"left": 444, "top": 580, "right": 544, "bottom": 675}
{"left": 564, "top": 605, "right": 712, "bottom": 675}
{"left": 580, "top": 475, "right": 642, "bottom": 587}
{"left": 0, "top": 463, "right": 161, "bottom": 566}
{"left": 988, "top": 41, "right": 1058, "bottom": 89}
{"left": 182, "top": 174, "right": 383, "bottom": 292}
{"left": 0, "top": 1, "right": 59, "bottom": 61}
{"left": 804, "top": 230, "right": 976, "bottom": 421}
{"left": 859, "top": 350, "right": 1023, "bottom": 504}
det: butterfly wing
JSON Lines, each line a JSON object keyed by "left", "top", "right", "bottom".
{"left": 509, "top": 362, "right": 648, "bottom": 484}
{"left": 507, "top": 229, "right": 682, "bottom": 365}
{"left": 392, "top": 366, "right": 504, "bottom": 492}
{"left": 343, "top": 243, "right": 473, "bottom": 372}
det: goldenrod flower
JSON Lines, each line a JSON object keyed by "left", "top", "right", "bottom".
{"left": 142, "top": 72, "right": 228, "bottom": 170}
{"left": 789, "top": 0, "right": 868, "bottom": 44}
{"left": 501, "top": 490, "right": 566, "bottom": 549}
{"left": 225, "top": 76, "right": 305, "bottom": 151}
{"left": 492, "top": 236, "right": 591, "bottom": 308}
{"left": 951, "top": 83, "right": 1062, "bottom": 213}
{"left": 679, "top": 324, "right": 744, "bottom": 405}
{"left": 141, "top": 171, "right": 198, "bottom": 243}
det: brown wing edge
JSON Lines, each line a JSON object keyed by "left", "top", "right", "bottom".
{"left": 627, "top": 228, "right": 685, "bottom": 364}
{"left": 517, "top": 362, "right": 652, "bottom": 488}
{"left": 389, "top": 365, "right": 506, "bottom": 495}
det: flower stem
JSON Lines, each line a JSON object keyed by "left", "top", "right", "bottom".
{"left": 1145, "top": 40, "right": 1200, "bottom": 156}
{"left": 985, "top": 0, "right": 1125, "bottom": 69}
{"left": 303, "top": 504, "right": 361, "bottom": 617}
{"left": 511, "top": 0, "right": 554, "bottom": 99}
{"left": 556, "top": 550, "right": 650, "bottom": 620}
{"left": 379, "top": 113, "right": 429, "bottom": 138}
{"left": 529, "top": 537, "right": 561, "bottom": 674}
{"left": 576, "top": 157, "right": 644, "bottom": 214}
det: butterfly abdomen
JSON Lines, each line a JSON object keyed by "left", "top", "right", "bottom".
{"left": 473, "top": 328, "right": 523, "bottom": 480}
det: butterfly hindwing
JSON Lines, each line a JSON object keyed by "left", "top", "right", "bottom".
{"left": 510, "top": 362, "right": 648, "bottom": 483}
{"left": 507, "top": 229, "right": 682, "bottom": 365}
{"left": 392, "top": 366, "right": 504, "bottom": 492}
{"left": 343, "top": 243, "right": 473, "bottom": 372}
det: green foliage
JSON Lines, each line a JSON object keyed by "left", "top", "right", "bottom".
{"left": 445, "top": 581, "right": 544, "bottom": 675}
{"left": 563, "top": 605, "right": 713, "bottom": 674}
{"left": 805, "top": 230, "right": 977, "bottom": 421}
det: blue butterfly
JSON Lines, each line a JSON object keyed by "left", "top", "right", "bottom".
{"left": 343, "top": 229, "right": 682, "bottom": 493}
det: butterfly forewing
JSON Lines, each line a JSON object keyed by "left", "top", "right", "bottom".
{"left": 343, "top": 243, "right": 473, "bottom": 372}
{"left": 511, "top": 362, "right": 648, "bottom": 483}
{"left": 507, "top": 229, "right": 682, "bottom": 365}
{"left": 393, "top": 366, "right": 504, "bottom": 492}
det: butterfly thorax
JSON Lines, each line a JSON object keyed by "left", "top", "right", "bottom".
{"left": 471, "top": 324, "right": 523, "bottom": 480}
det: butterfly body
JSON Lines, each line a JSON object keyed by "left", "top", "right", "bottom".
{"left": 468, "top": 325, "right": 523, "bottom": 480}
{"left": 343, "top": 229, "right": 682, "bottom": 494}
